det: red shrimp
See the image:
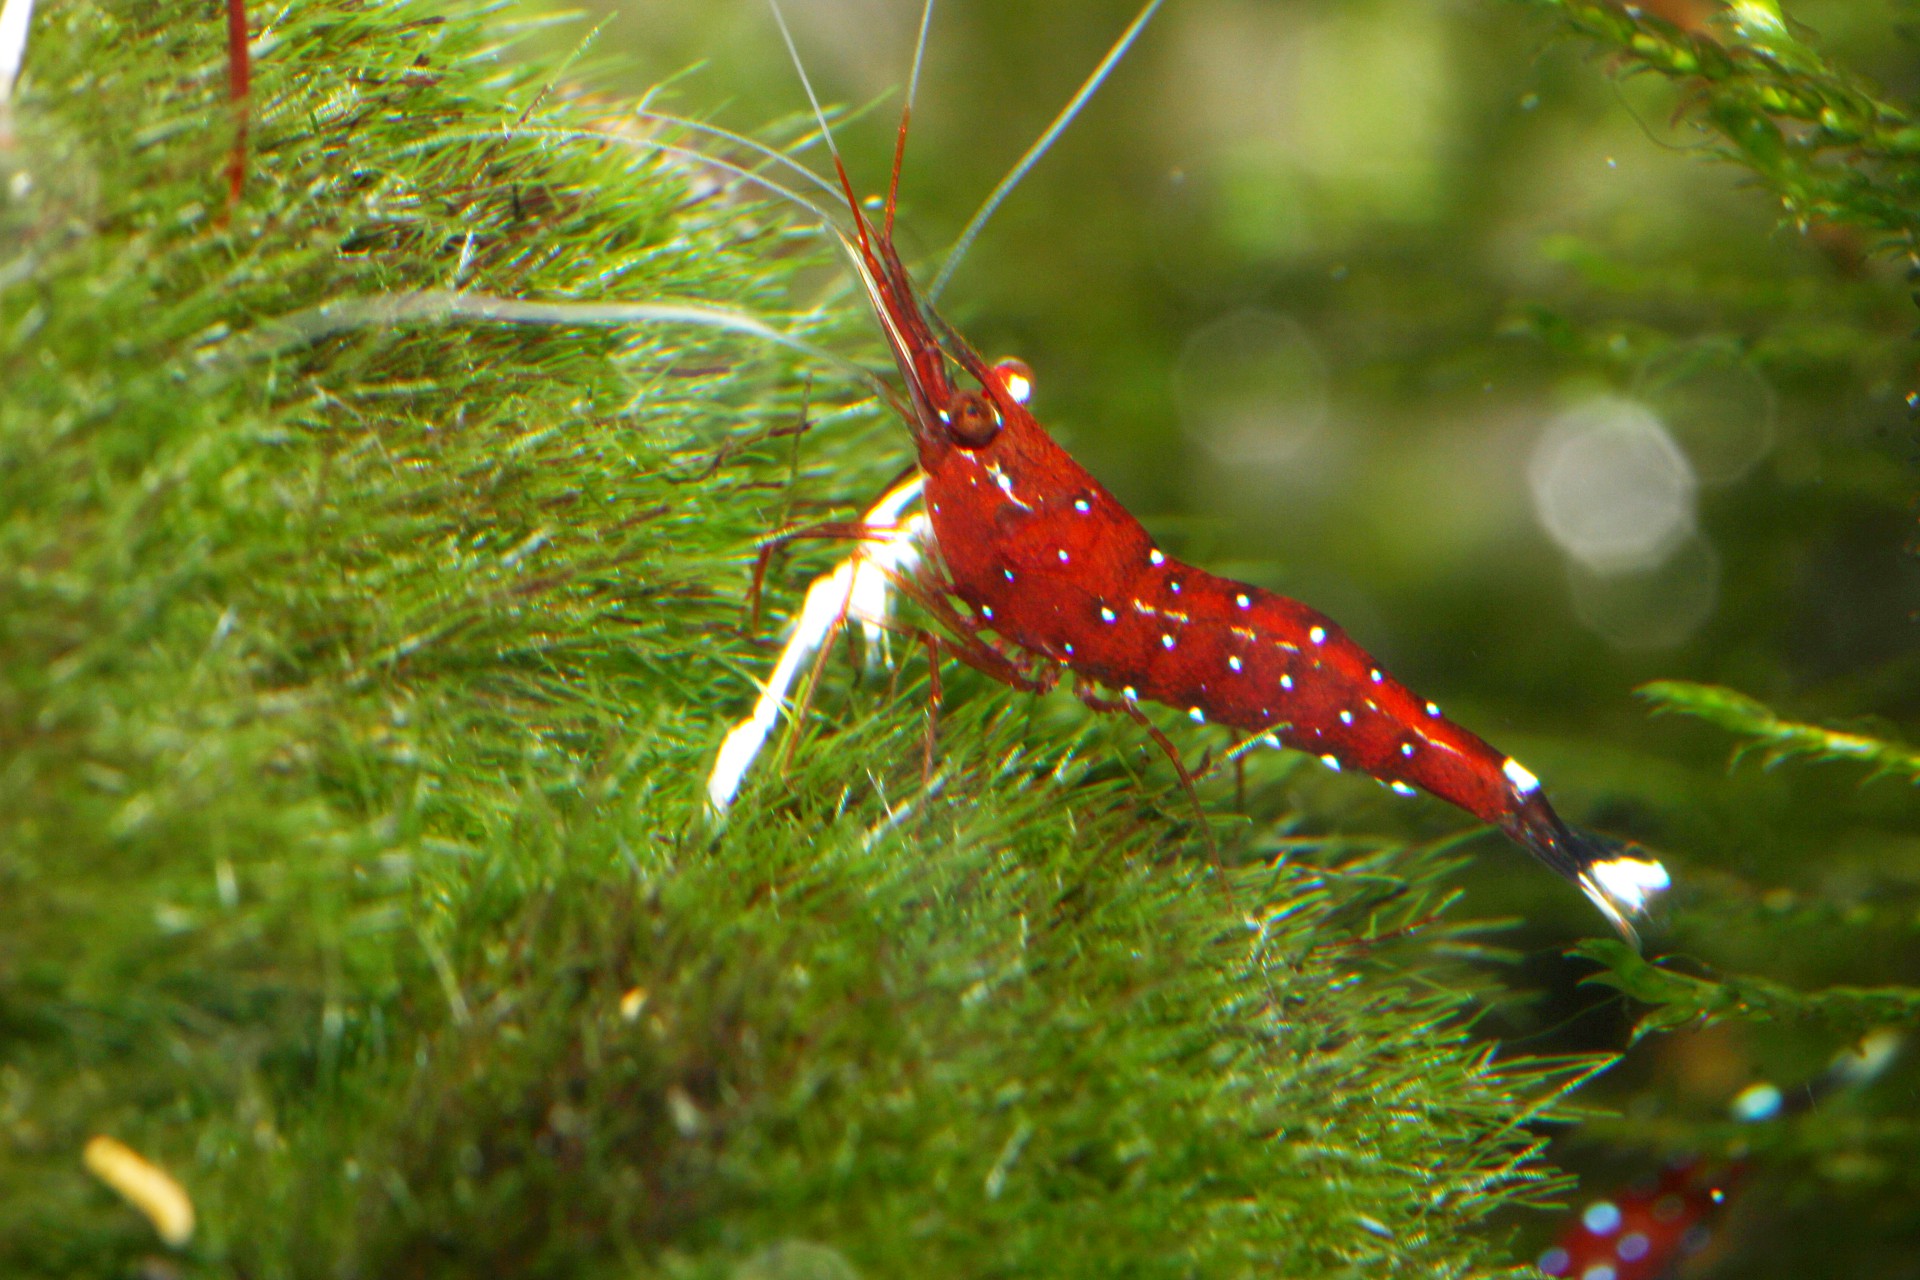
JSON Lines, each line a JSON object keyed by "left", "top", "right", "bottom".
{"left": 768, "top": 1, "right": 1668, "bottom": 940}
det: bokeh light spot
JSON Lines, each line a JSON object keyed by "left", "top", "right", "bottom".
{"left": 1528, "top": 396, "right": 1697, "bottom": 573}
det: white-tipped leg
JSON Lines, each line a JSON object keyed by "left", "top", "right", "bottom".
{"left": 1577, "top": 854, "right": 1672, "bottom": 943}
{"left": 707, "top": 476, "right": 928, "bottom": 815}
{"left": 846, "top": 475, "right": 928, "bottom": 661}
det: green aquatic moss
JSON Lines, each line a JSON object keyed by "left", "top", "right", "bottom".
{"left": 0, "top": 2, "right": 1597, "bottom": 1276}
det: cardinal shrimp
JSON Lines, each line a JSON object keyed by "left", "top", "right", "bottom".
{"left": 703, "top": 0, "right": 1669, "bottom": 941}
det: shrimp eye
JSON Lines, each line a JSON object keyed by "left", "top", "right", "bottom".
{"left": 948, "top": 391, "right": 1002, "bottom": 448}
{"left": 993, "top": 357, "right": 1034, "bottom": 406}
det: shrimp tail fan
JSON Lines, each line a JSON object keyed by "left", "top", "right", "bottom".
{"left": 1501, "top": 810, "right": 1671, "bottom": 948}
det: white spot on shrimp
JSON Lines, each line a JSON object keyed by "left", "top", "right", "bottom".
{"left": 937, "top": 409, "right": 951, "bottom": 423}
{"left": 1390, "top": 781, "right": 1417, "bottom": 797}
{"left": 1001, "top": 369, "right": 1033, "bottom": 404}
{"left": 1401, "top": 742, "right": 1416, "bottom": 757}
{"left": 1188, "top": 707, "right": 1205, "bottom": 724}
{"left": 1309, "top": 626, "right": 1327, "bottom": 645}
{"left": 1149, "top": 549, "right": 1166, "bottom": 566}
{"left": 1161, "top": 634, "right": 1175, "bottom": 650}
{"left": 1236, "top": 593, "right": 1251, "bottom": 609}
{"left": 1003, "top": 568, "right": 1015, "bottom": 582}
{"left": 1339, "top": 710, "right": 1353, "bottom": 725}
{"left": 1063, "top": 642, "right": 1075, "bottom": 656}
{"left": 1122, "top": 686, "right": 1138, "bottom": 701}
{"left": 1370, "top": 669, "right": 1383, "bottom": 683}
{"left": 981, "top": 605, "right": 994, "bottom": 620}
{"left": 1057, "top": 548, "right": 1069, "bottom": 563}
{"left": 1503, "top": 758, "right": 1542, "bottom": 795}
{"left": 1169, "top": 580, "right": 1181, "bottom": 594}
{"left": 1074, "top": 498, "right": 1090, "bottom": 513}
{"left": 1101, "top": 606, "right": 1116, "bottom": 623}
{"left": 1280, "top": 675, "right": 1294, "bottom": 690}
{"left": 1321, "top": 754, "right": 1342, "bottom": 772}
{"left": 1228, "top": 655, "right": 1243, "bottom": 672}
{"left": 1425, "top": 701, "right": 1442, "bottom": 718}
{"left": 986, "top": 462, "right": 1031, "bottom": 510}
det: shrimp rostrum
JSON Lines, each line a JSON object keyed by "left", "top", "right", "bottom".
{"left": 709, "top": 1, "right": 1669, "bottom": 944}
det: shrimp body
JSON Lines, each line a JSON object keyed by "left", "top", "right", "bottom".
{"left": 924, "top": 367, "right": 1521, "bottom": 829}
{"left": 733, "top": 0, "right": 1669, "bottom": 938}
{"left": 833, "top": 209, "right": 1667, "bottom": 940}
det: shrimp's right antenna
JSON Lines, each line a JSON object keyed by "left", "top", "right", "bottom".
{"left": 930, "top": 0, "right": 1165, "bottom": 304}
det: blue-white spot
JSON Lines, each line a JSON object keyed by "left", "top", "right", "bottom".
{"left": 1309, "top": 626, "right": 1326, "bottom": 645}
{"left": 1321, "top": 755, "right": 1342, "bottom": 772}
{"left": 1280, "top": 675, "right": 1294, "bottom": 690}
{"left": 1228, "top": 655, "right": 1243, "bottom": 672}
{"left": 1339, "top": 710, "right": 1353, "bottom": 725}
{"left": 1149, "top": 549, "right": 1165, "bottom": 566}
{"left": 1101, "top": 606, "right": 1116, "bottom": 623}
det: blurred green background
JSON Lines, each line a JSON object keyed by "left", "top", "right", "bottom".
{"left": 509, "top": 0, "right": 1920, "bottom": 1270}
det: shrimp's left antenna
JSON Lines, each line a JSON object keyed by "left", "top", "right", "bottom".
{"left": 883, "top": 0, "right": 937, "bottom": 237}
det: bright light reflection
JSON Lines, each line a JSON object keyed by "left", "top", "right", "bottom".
{"left": 1528, "top": 397, "right": 1697, "bottom": 574}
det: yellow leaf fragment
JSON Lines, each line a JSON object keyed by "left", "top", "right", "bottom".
{"left": 82, "top": 1134, "right": 195, "bottom": 1248}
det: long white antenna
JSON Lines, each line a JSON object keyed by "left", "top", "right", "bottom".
{"left": 629, "top": 110, "right": 848, "bottom": 208}
{"left": 904, "top": 0, "right": 935, "bottom": 118}
{"left": 929, "top": 0, "right": 1165, "bottom": 303}
{"left": 765, "top": 0, "right": 846, "bottom": 173}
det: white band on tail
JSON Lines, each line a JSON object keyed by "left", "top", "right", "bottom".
{"left": 1577, "top": 855, "right": 1672, "bottom": 941}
